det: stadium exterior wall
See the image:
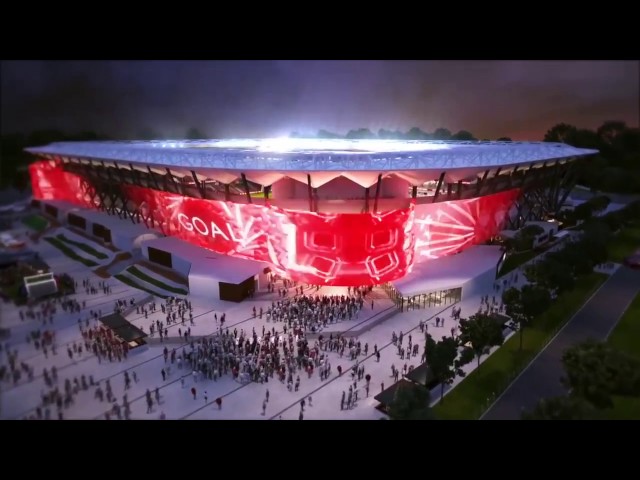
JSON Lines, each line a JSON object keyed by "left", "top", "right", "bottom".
{"left": 30, "top": 159, "right": 520, "bottom": 286}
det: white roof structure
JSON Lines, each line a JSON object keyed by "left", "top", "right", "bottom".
{"left": 26, "top": 138, "right": 597, "bottom": 172}
{"left": 141, "top": 236, "right": 267, "bottom": 284}
{"left": 391, "top": 245, "right": 504, "bottom": 297}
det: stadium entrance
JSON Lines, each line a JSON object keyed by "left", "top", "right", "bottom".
{"left": 383, "top": 283, "right": 461, "bottom": 312}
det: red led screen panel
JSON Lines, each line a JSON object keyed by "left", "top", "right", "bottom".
{"left": 123, "top": 185, "right": 414, "bottom": 285}
{"left": 29, "top": 159, "right": 520, "bottom": 285}
{"left": 412, "top": 188, "right": 521, "bottom": 260}
{"left": 29, "top": 160, "right": 89, "bottom": 207}
{"left": 122, "top": 185, "right": 520, "bottom": 285}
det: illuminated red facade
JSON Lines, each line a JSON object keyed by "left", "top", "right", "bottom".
{"left": 30, "top": 160, "right": 520, "bottom": 286}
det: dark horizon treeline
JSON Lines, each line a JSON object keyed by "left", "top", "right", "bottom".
{"left": 1, "top": 121, "right": 639, "bottom": 193}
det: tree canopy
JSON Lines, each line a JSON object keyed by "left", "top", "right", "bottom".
{"left": 388, "top": 382, "right": 435, "bottom": 420}
{"left": 503, "top": 285, "right": 552, "bottom": 350}
{"left": 459, "top": 313, "right": 504, "bottom": 369}
{"left": 561, "top": 340, "right": 640, "bottom": 409}
{"left": 526, "top": 340, "right": 640, "bottom": 418}
{"left": 522, "top": 394, "right": 594, "bottom": 420}
{"left": 425, "top": 334, "right": 470, "bottom": 401}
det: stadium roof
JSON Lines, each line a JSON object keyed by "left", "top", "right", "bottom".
{"left": 26, "top": 138, "right": 597, "bottom": 172}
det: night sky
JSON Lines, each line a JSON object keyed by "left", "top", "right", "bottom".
{"left": 1, "top": 60, "right": 638, "bottom": 141}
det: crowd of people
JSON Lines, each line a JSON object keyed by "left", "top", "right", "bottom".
{"left": 264, "top": 286, "right": 375, "bottom": 334}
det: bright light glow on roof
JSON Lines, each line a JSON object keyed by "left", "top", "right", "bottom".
{"left": 200, "top": 137, "right": 453, "bottom": 154}
{"left": 25, "top": 138, "right": 598, "bottom": 172}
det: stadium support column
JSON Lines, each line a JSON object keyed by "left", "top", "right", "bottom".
{"left": 475, "top": 170, "right": 490, "bottom": 197}
{"left": 508, "top": 165, "right": 520, "bottom": 189}
{"left": 307, "top": 175, "right": 314, "bottom": 212}
{"left": 115, "top": 162, "right": 141, "bottom": 225}
{"left": 147, "top": 166, "right": 161, "bottom": 190}
{"left": 432, "top": 172, "right": 446, "bottom": 203}
{"left": 84, "top": 160, "right": 107, "bottom": 212}
{"left": 191, "top": 170, "right": 206, "bottom": 199}
{"left": 556, "top": 160, "right": 579, "bottom": 212}
{"left": 486, "top": 167, "right": 502, "bottom": 196}
{"left": 240, "top": 173, "right": 253, "bottom": 204}
{"left": 166, "top": 168, "right": 184, "bottom": 196}
{"left": 264, "top": 185, "right": 271, "bottom": 206}
{"left": 364, "top": 187, "right": 370, "bottom": 212}
{"left": 411, "top": 186, "right": 417, "bottom": 199}
{"left": 457, "top": 180, "right": 463, "bottom": 199}
{"left": 224, "top": 184, "right": 231, "bottom": 202}
{"left": 446, "top": 183, "right": 453, "bottom": 200}
{"left": 373, "top": 174, "right": 383, "bottom": 213}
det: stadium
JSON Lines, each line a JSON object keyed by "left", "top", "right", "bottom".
{"left": 26, "top": 138, "right": 597, "bottom": 303}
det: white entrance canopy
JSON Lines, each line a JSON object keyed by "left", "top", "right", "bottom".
{"left": 391, "top": 245, "right": 503, "bottom": 297}
{"left": 140, "top": 236, "right": 268, "bottom": 285}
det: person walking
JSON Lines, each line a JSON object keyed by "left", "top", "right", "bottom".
{"left": 191, "top": 387, "right": 197, "bottom": 400}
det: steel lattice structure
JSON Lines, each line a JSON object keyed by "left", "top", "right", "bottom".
{"left": 27, "top": 139, "right": 596, "bottom": 286}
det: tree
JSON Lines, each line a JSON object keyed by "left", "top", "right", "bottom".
{"left": 543, "top": 123, "right": 578, "bottom": 144}
{"left": 586, "top": 195, "right": 611, "bottom": 215}
{"left": 405, "top": 127, "right": 430, "bottom": 140}
{"left": 450, "top": 130, "right": 476, "bottom": 141}
{"left": 459, "top": 313, "right": 504, "bottom": 370}
{"left": 345, "top": 128, "right": 375, "bottom": 139}
{"left": 388, "top": 382, "right": 434, "bottom": 420}
{"left": 524, "top": 257, "right": 575, "bottom": 294}
{"left": 513, "top": 224, "right": 545, "bottom": 251}
{"left": 433, "top": 128, "right": 452, "bottom": 140}
{"left": 496, "top": 137, "right": 512, "bottom": 141}
{"left": 597, "top": 120, "right": 628, "bottom": 145}
{"left": 377, "top": 129, "right": 405, "bottom": 139}
{"left": 425, "top": 334, "right": 470, "bottom": 402}
{"left": 601, "top": 210, "right": 624, "bottom": 232}
{"left": 503, "top": 285, "right": 551, "bottom": 351}
{"left": 561, "top": 341, "right": 640, "bottom": 409}
{"left": 317, "top": 129, "right": 342, "bottom": 139}
{"left": 522, "top": 395, "right": 594, "bottom": 420}
{"left": 572, "top": 202, "right": 594, "bottom": 223}
{"left": 185, "top": 127, "right": 207, "bottom": 139}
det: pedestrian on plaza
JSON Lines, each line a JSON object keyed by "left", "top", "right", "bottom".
{"left": 191, "top": 387, "right": 197, "bottom": 400}
{"left": 215, "top": 397, "right": 222, "bottom": 410}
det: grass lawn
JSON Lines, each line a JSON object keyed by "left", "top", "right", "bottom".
{"left": 607, "top": 222, "right": 640, "bottom": 263}
{"left": 44, "top": 237, "right": 98, "bottom": 267}
{"left": 433, "top": 272, "right": 608, "bottom": 420}
{"left": 593, "top": 396, "right": 640, "bottom": 420}
{"left": 591, "top": 292, "right": 640, "bottom": 420}
{"left": 56, "top": 234, "right": 109, "bottom": 260}
{"left": 114, "top": 274, "right": 169, "bottom": 299}
{"left": 126, "top": 266, "right": 188, "bottom": 295}
{"left": 608, "top": 292, "right": 640, "bottom": 359}
{"left": 21, "top": 214, "right": 49, "bottom": 232}
{"left": 498, "top": 250, "right": 537, "bottom": 277}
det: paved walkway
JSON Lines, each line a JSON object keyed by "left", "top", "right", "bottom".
{"left": 2, "top": 219, "right": 500, "bottom": 420}
{"left": 482, "top": 266, "right": 640, "bottom": 420}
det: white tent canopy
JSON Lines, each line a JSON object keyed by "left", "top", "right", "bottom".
{"left": 141, "top": 236, "right": 268, "bottom": 285}
{"left": 391, "top": 245, "right": 503, "bottom": 297}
